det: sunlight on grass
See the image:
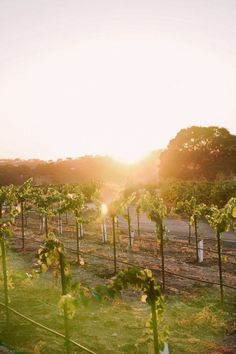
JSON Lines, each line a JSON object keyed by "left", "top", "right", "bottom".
{"left": 0, "top": 249, "right": 235, "bottom": 354}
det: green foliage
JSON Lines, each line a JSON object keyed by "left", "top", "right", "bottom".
{"left": 37, "top": 233, "right": 66, "bottom": 272}
{"left": 34, "top": 187, "right": 61, "bottom": 217}
{"left": 79, "top": 182, "right": 101, "bottom": 203}
{"left": 159, "top": 126, "right": 236, "bottom": 180}
{"left": 58, "top": 294, "right": 77, "bottom": 319}
{"left": 0, "top": 221, "right": 13, "bottom": 292}
{"left": 120, "top": 192, "right": 136, "bottom": 219}
{"left": 160, "top": 181, "right": 209, "bottom": 207}
{"left": 16, "top": 178, "right": 33, "bottom": 202}
{"left": 60, "top": 187, "right": 85, "bottom": 220}
{"left": 95, "top": 267, "right": 168, "bottom": 352}
{"left": 0, "top": 185, "right": 17, "bottom": 207}
{"left": 210, "top": 181, "right": 236, "bottom": 207}
{"left": 0, "top": 269, "right": 14, "bottom": 291}
{"left": 115, "top": 268, "right": 162, "bottom": 305}
{"left": 206, "top": 198, "right": 236, "bottom": 236}
{"left": 223, "top": 197, "right": 236, "bottom": 233}
{"left": 0, "top": 205, "right": 17, "bottom": 240}
{"left": 174, "top": 197, "right": 197, "bottom": 217}
{"left": 141, "top": 191, "right": 167, "bottom": 224}
{"left": 160, "top": 180, "right": 236, "bottom": 208}
{"left": 0, "top": 222, "right": 12, "bottom": 241}
{"left": 108, "top": 200, "right": 121, "bottom": 218}
{"left": 206, "top": 206, "right": 231, "bottom": 236}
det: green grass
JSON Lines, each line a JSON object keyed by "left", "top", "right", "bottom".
{"left": 0, "top": 249, "right": 235, "bottom": 354}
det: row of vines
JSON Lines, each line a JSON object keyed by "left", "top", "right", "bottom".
{"left": 0, "top": 179, "right": 236, "bottom": 353}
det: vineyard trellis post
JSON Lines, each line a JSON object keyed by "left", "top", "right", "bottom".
{"left": 188, "top": 215, "right": 191, "bottom": 244}
{"left": 0, "top": 235, "right": 9, "bottom": 327}
{"left": 20, "top": 201, "right": 25, "bottom": 249}
{"left": 127, "top": 207, "right": 132, "bottom": 247}
{"left": 112, "top": 215, "right": 117, "bottom": 274}
{"left": 141, "top": 191, "right": 167, "bottom": 292}
{"left": 59, "top": 251, "right": 71, "bottom": 354}
{"left": 193, "top": 215, "right": 199, "bottom": 263}
{"left": 159, "top": 222, "right": 165, "bottom": 292}
{"left": 150, "top": 283, "right": 160, "bottom": 354}
{"left": 58, "top": 212, "right": 63, "bottom": 235}
{"left": 38, "top": 235, "right": 72, "bottom": 354}
{"left": 75, "top": 218, "right": 80, "bottom": 265}
{"left": 137, "top": 208, "right": 141, "bottom": 238}
{"left": 45, "top": 214, "right": 48, "bottom": 238}
{"left": 216, "top": 230, "right": 224, "bottom": 303}
{"left": 205, "top": 205, "right": 233, "bottom": 303}
{"left": 120, "top": 193, "right": 136, "bottom": 249}
{"left": 103, "top": 268, "right": 167, "bottom": 354}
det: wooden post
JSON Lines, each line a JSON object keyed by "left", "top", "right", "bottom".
{"left": 112, "top": 216, "right": 117, "bottom": 274}
{"left": 188, "top": 216, "right": 191, "bottom": 245}
{"left": 127, "top": 207, "right": 132, "bottom": 248}
{"left": 79, "top": 223, "right": 83, "bottom": 238}
{"left": 75, "top": 219, "right": 80, "bottom": 264}
{"left": 137, "top": 210, "right": 141, "bottom": 237}
{"left": 58, "top": 213, "right": 62, "bottom": 235}
{"left": 59, "top": 252, "right": 70, "bottom": 354}
{"left": 150, "top": 282, "right": 160, "bottom": 354}
{"left": 159, "top": 221, "right": 165, "bottom": 292}
{"left": 155, "top": 223, "right": 159, "bottom": 257}
{"left": 45, "top": 214, "right": 48, "bottom": 238}
{"left": 40, "top": 215, "right": 45, "bottom": 234}
{"left": 116, "top": 217, "right": 119, "bottom": 230}
{"left": 24, "top": 204, "right": 28, "bottom": 228}
{"left": 194, "top": 215, "right": 199, "bottom": 263}
{"left": 20, "top": 201, "right": 25, "bottom": 249}
{"left": 102, "top": 220, "right": 107, "bottom": 243}
{"left": 217, "top": 230, "right": 224, "bottom": 303}
{"left": 1, "top": 237, "right": 9, "bottom": 327}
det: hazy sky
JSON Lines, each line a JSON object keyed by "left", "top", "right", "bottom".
{"left": 0, "top": 0, "right": 236, "bottom": 162}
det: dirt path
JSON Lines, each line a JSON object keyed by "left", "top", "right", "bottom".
{"left": 10, "top": 216, "right": 236, "bottom": 296}
{"left": 0, "top": 346, "right": 13, "bottom": 354}
{"left": 118, "top": 208, "right": 236, "bottom": 247}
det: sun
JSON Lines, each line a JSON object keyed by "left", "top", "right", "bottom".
{"left": 112, "top": 150, "right": 148, "bottom": 164}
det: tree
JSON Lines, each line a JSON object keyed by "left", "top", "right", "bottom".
{"left": 159, "top": 126, "right": 236, "bottom": 181}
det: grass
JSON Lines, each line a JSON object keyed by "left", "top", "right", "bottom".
{"left": 0, "top": 248, "right": 235, "bottom": 354}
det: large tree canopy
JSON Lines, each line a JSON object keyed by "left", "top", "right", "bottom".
{"left": 159, "top": 126, "right": 236, "bottom": 181}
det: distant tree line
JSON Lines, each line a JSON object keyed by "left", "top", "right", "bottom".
{"left": 159, "top": 126, "right": 236, "bottom": 180}
{"left": 159, "top": 180, "right": 236, "bottom": 208}
{"left": 0, "top": 152, "right": 161, "bottom": 186}
{"left": 1, "top": 126, "right": 235, "bottom": 187}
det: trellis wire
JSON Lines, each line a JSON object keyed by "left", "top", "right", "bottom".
{"left": 0, "top": 302, "right": 97, "bottom": 354}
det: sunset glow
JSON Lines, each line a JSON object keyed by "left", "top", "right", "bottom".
{"left": 0, "top": 1, "right": 236, "bottom": 162}
{"left": 1, "top": 3, "right": 236, "bottom": 354}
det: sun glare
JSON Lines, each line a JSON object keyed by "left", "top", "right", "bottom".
{"left": 101, "top": 203, "right": 108, "bottom": 216}
{"left": 112, "top": 150, "right": 149, "bottom": 165}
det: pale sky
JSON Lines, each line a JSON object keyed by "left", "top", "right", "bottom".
{"left": 0, "top": 0, "right": 236, "bottom": 162}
